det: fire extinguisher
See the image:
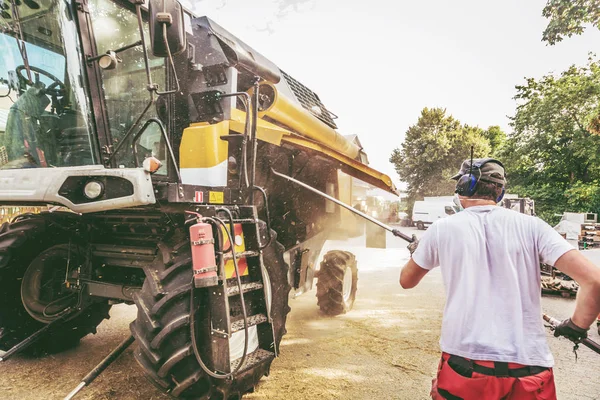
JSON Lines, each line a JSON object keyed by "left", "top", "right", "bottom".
{"left": 187, "top": 213, "right": 219, "bottom": 288}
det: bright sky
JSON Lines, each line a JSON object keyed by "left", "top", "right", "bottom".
{"left": 183, "top": 0, "right": 600, "bottom": 190}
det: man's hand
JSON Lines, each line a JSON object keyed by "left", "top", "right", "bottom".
{"left": 554, "top": 318, "right": 588, "bottom": 342}
{"left": 407, "top": 234, "right": 419, "bottom": 255}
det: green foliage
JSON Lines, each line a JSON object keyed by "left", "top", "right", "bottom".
{"left": 501, "top": 57, "right": 600, "bottom": 223}
{"left": 542, "top": 0, "right": 600, "bottom": 45}
{"left": 389, "top": 108, "right": 496, "bottom": 205}
{"left": 483, "top": 125, "right": 506, "bottom": 156}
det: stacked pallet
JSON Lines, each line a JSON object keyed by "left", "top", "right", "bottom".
{"left": 578, "top": 223, "right": 600, "bottom": 250}
{"left": 541, "top": 276, "right": 579, "bottom": 297}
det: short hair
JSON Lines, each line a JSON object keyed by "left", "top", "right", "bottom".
{"left": 471, "top": 177, "right": 504, "bottom": 201}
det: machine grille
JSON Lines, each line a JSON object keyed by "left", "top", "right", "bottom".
{"left": 282, "top": 71, "right": 337, "bottom": 129}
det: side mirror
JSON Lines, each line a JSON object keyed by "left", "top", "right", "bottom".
{"left": 148, "top": 0, "right": 186, "bottom": 57}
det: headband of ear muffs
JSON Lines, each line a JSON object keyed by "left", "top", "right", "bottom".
{"left": 455, "top": 158, "right": 505, "bottom": 202}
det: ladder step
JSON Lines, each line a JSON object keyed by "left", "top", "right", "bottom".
{"left": 223, "top": 250, "right": 260, "bottom": 260}
{"left": 230, "top": 348, "right": 275, "bottom": 373}
{"left": 226, "top": 282, "right": 263, "bottom": 296}
{"left": 231, "top": 314, "right": 268, "bottom": 333}
{"left": 233, "top": 218, "right": 257, "bottom": 224}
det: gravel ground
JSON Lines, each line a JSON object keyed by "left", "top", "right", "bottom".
{"left": 0, "top": 226, "right": 599, "bottom": 399}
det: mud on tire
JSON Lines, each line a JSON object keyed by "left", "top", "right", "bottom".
{"left": 316, "top": 250, "right": 358, "bottom": 316}
{"left": 0, "top": 213, "right": 111, "bottom": 354}
{"left": 130, "top": 228, "right": 291, "bottom": 399}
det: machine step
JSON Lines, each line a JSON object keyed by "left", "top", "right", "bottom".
{"left": 223, "top": 250, "right": 260, "bottom": 260}
{"left": 226, "top": 282, "right": 263, "bottom": 296}
{"left": 230, "top": 348, "right": 275, "bottom": 374}
{"left": 230, "top": 314, "right": 268, "bottom": 333}
{"left": 232, "top": 218, "right": 257, "bottom": 224}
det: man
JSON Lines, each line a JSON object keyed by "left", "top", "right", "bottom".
{"left": 400, "top": 158, "right": 600, "bottom": 400}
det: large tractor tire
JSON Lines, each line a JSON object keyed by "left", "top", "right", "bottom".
{"left": 0, "top": 214, "right": 111, "bottom": 354}
{"left": 316, "top": 250, "right": 358, "bottom": 316}
{"left": 130, "top": 228, "right": 291, "bottom": 399}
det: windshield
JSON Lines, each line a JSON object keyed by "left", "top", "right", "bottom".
{"left": 89, "top": 0, "right": 167, "bottom": 173}
{"left": 0, "top": 0, "right": 96, "bottom": 169}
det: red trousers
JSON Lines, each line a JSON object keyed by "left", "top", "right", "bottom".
{"left": 431, "top": 353, "right": 556, "bottom": 400}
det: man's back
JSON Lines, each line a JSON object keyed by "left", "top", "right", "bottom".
{"left": 412, "top": 205, "right": 573, "bottom": 367}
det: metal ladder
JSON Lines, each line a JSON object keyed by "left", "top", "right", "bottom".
{"left": 205, "top": 205, "right": 277, "bottom": 376}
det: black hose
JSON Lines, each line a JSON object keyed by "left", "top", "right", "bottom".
{"left": 189, "top": 215, "right": 250, "bottom": 379}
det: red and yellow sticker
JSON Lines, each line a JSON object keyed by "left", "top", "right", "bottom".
{"left": 222, "top": 223, "right": 248, "bottom": 278}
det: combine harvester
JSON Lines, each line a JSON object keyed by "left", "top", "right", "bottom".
{"left": 0, "top": 0, "right": 407, "bottom": 398}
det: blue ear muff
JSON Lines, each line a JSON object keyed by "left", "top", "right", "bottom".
{"left": 456, "top": 174, "right": 479, "bottom": 197}
{"left": 468, "top": 175, "right": 477, "bottom": 194}
{"left": 496, "top": 187, "right": 505, "bottom": 203}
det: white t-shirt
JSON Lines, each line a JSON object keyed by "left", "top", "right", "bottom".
{"left": 412, "top": 205, "right": 574, "bottom": 367}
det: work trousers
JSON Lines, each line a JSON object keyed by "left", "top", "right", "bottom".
{"left": 431, "top": 352, "right": 556, "bottom": 400}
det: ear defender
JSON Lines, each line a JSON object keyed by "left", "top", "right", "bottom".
{"left": 455, "top": 173, "right": 479, "bottom": 197}
{"left": 496, "top": 187, "right": 505, "bottom": 203}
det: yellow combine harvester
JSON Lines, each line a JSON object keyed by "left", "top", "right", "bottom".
{"left": 0, "top": 0, "right": 397, "bottom": 397}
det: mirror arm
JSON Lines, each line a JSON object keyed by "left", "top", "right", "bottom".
{"left": 134, "top": 0, "right": 158, "bottom": 98}
{"left": 156, "top": 20, "right": 180, "bottom": 95}
{"left": 86, "top": 40, "right": 143, "bottom": 65}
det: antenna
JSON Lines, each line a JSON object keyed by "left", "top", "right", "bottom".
{"left": 468, "top": 145, "right": 474, "bottom": 177}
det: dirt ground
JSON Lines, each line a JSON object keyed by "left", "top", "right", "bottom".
{"left": 1, "top": 227, "right": 599, "bottom": 399}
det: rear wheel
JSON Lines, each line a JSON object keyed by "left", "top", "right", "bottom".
{"left": 0, "top": 214, "right": 110, "bottom": 354}
{"left": 416, "top": 221, "right": 425, "bottom": 230}
{"left": 130, "top": 228, "right": 291, "bottom": 399}
{"left": 316, "top": 251, "right": 358, "bottom": 316}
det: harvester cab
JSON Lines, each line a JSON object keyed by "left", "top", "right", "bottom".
{"left": 0, "top": 0, "right": 399, "bottom": 397}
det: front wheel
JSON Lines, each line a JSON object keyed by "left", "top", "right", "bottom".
{"left": 316, "top": 251, "right": 358, "bottom": 316}
{"left": 0, "top": 214, "right": 110, "bottom": 354}
{"left": 130, "top": 228, "right": 291, "bottom": 399}
{"left": 416, "top": 221, "right": 425, "bottom": 230}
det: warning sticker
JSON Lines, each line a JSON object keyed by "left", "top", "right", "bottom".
{"left": 194, "top": 191, "right": 204, "bottom": 203}
{"left": 209, "top": 191, "right": 224, "bottom": 204}
{"left": 222, "top": 224, "right": 249, "bottom": 278}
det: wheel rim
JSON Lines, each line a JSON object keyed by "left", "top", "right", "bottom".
{"left": 342, "top": 266, "right": 353, "bottom": 302}
{"left": 21, "top": 245, "right": 79, "bottom": 323}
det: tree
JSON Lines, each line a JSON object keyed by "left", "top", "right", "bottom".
{"left": 501, "top": 57, "right": 600, "bottom": 223}
{"left": 389, "top": 108, "right": 491, "bottom": 208}
{"left": 482, "top": 125, "right": 507, "bottom": 156}
{"left": 542, "top": 0, "right": 600, "bottom": 45}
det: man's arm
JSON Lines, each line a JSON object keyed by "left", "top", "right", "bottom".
{"left": 399, "top": 258, "right": 430, "bottom": 289}
{"left": 554, "top": 249, "right": 600, "bottom": 329}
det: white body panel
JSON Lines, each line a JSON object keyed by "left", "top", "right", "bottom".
{"left": 0, "top": 166, "right": 156, "bottom": 213}
{"left": 180, "top": 160, "right": 228, "bottom": 187}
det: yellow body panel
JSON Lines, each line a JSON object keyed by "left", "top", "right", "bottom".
{"left": 281, "top": 135, "right": 398, "bottom": 195}
{"left": 229, "top": 109, "right": 287, "bottom": 146}
{"left": 180, "top": 122, "right": 229, "bottom": 169}
{"left": 178, "top": 103, "right": 396, "bottom": 195}
{"left": 254, "top": 83, "right": 361, "bottom": 160}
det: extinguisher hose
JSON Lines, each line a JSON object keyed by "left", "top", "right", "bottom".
{"left": 189, "top": 215, "right": 250, "bottom": 380}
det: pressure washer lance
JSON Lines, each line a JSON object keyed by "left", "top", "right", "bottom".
{"left": 543, "top": 314, "right": 600, "bottom": 356}
{"left": 270, "top": 168, "right": 416, "bottom": 243}
{"left": 63, "top": 335, "right": 135, "bottom": 400}
{"left": 0, "top": 308, "right": 74, "bottom": 362}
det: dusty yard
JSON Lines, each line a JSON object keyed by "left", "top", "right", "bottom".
{"left": 0, "top": 227, "right": 599, "bottom": 399}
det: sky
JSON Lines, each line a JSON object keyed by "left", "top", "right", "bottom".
{"left": 181, "top": 0, "right": 600, "bottom": 191}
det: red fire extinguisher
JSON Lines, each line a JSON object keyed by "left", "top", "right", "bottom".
{"left": 187, "top": 213, "right": 219, "bottom": 288}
